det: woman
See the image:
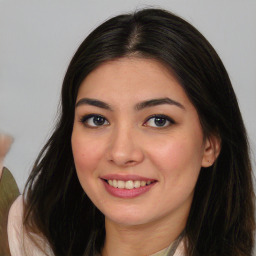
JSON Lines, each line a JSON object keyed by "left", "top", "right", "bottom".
{"left": 8, "top": 8, "right": 255, "bottom": 256}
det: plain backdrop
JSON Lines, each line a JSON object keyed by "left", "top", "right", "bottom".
{"left": 0, "top": 0, "right": 256, "bottom": 191}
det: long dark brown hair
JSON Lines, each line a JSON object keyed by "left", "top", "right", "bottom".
{"left": 23, "top": 8, "right": 255, "bottom": 256}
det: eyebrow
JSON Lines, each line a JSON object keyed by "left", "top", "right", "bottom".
{"left": 76, "top": 98, "right": 112, "bottom": 110}
{"left": 135, "top": 98, "right": 185, "bottom": 111}
{"left": 75, "top": 97, "right": 185, "bottom": 111}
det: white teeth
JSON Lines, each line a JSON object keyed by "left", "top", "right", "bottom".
{"left": 113, "top": 180, "right": 118, "bottom": 188}
{"left": 117, "top": 180, "right": 125, "bottom": 188}
{"left": 140, "top": 181, "right": 146, "bottom": 186}
{"left": 134, "top": 180, "right": 140, "bottom": 188}
{"left": 107, "top": 179, "right": 153, "bottom": 189}
{"left": 125, "top": 180, "right": 134, "bottom": 189}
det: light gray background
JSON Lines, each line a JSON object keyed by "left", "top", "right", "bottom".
{"left": 0, "top": 0, "right": 256, "bottom": 191}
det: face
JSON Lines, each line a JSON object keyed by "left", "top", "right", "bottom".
{"left": 71, "top": 57, "right": 213, "bottom": 228}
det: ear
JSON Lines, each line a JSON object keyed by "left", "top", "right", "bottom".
{"left": 201, "top": 135, "right": 221, "bottom": 167}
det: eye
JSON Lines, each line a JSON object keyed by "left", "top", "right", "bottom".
{"left": 80, "top": 114, "right": 109, "bottom": 127}
{"left": 144, "top": 115, "right": 174, "bottom": 128}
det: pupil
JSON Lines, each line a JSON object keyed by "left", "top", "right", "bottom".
{"left": 93, "top": 116, "right": 105, "bottom": 125}
{"left": 155, "top": 117, "right": 166, "bottom": 126}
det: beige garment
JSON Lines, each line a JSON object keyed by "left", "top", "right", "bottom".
{"left": 7, "top": 196, "right": 54, "bottom": 256}
{"left": 151, "top": 240, "right": 185, "bottom": 256}
{"left": 8, "top": 196, "right": 185, "bottom": 256}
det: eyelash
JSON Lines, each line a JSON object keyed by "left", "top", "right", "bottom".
{"left": 79, "top": 114, "right": 109, "bottom": 128}
{"left": 143, "top": 114, "right": 175, "bottom": 128}
{"left": 79, "top": 114, "right": 175, "bottom": 128}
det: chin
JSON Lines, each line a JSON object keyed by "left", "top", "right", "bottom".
{"left": 103, "top": 206, "right": 165, "bottom": 227}
{"left": 107, "top": 214, "right": 149, "bottom": 226}
{"left": 100, "top": 205, "right": 147, "bottom": 226}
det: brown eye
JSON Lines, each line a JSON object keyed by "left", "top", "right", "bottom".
{"left": 144, "top": 115, "right": 174, "bottom": 128}
{"left": 153, "top": 117, "right": 167, "bottom": 126}
{"left": 80, "top": 114, "right": 109, "bottom": 127}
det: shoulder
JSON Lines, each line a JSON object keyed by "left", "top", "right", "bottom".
{"left": 8, "top": 195, "right": 54, "bottom": 256}
{"left": 8, "top": 194, "right": 23, "bottom": 221}
{"left": 7, "top": 195, "right": 25, "bottom": 255}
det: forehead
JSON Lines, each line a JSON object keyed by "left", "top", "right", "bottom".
{"left": 77, "top": 57, "right": 191, "bottom": 108}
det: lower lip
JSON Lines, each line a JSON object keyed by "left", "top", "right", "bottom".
{"left": 102, "top": 179, "right": 156, "bottom": 198}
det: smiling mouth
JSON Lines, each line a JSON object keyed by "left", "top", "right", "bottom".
{"left": 103, "top": 179, "right": 156, "bottom": 189}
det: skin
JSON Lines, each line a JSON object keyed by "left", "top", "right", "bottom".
{"left": 0, "top": 134, "right": 13, "bottom": 178}
{"left": 71, "top": 57, "right": 220, "bottom": 256}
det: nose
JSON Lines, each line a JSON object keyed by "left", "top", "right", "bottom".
{"left": 106, "top": 126, "right": 144, "bottom": 167}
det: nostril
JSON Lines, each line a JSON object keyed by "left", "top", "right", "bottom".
{"left": 106, "top": 143, "right": 144, "bottom": 166}
{"left": 126, "top": 160, "right": 135, "bottom": 164}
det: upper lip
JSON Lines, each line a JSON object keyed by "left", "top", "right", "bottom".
{"left": 100, "top": 174, "right": 157, "bottom": 182}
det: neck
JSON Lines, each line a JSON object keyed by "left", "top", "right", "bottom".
{"left": 102, "top": 213, "right": 186, "bottom": 256}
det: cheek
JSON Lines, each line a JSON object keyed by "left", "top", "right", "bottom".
{"left": 148, "top": 133, "right": 204, "bottom": 182}
{"left": 71, "top": 131, "right": 104, "bottom": 178}
{"left": 71, "top": 130, "right": 108, "bottom": 203}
